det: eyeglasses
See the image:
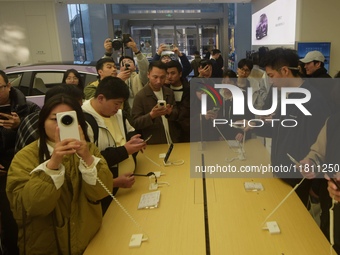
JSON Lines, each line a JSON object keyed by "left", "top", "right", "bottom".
{"left": 66, "top": 77, "right": 79, "bottom": 81}
{"left": 0, "top": 84, "right": 8, "bottom": 91}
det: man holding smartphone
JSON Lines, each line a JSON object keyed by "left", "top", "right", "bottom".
{"left": 103, "top": 36, "right": 149, "bottom": 109}
{"left": 82, "top": 76, "right": 146, "bottom": 214}
{"left": 0, "top": 70, "right": 30, "bottom": 255}
{"left": 131, "top": 61, "right": 180, "bottom": 144}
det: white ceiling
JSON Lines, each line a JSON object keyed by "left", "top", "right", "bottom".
{"left": 0, "top": 0, "right": 251, "bottom": 3}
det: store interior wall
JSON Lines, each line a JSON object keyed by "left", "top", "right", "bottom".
{"left": 252, "top": 0, "right": 340, "bottom": 76}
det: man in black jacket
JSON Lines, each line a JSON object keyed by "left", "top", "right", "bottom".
{"left": 251, "top": 48, "right": 331, "bottom": 207}
{"left": 300, "top": 50, "right": 335, "bottom": 111}
{"left": 0, "top": 70, "right": 29, "bottom": 255}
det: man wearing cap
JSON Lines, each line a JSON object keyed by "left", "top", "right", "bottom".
{"left": 300, "top": 51, "right": 331, "bottom": 78}
{"left": 300, "top": 50, "right": 334, "bottom": 240}
{"left": 300, "top": 50, "right": 334, "bottom": 111}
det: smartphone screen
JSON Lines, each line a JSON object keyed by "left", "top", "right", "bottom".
{"left": 164, "top": 144, "right": 174, "bottom": 164}
{"left": 0, "top": 105, "right": 12, "bottom": 120}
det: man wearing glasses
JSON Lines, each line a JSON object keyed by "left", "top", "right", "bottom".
{"left": 0, "top": 70, "right": 30, "bottom": 255}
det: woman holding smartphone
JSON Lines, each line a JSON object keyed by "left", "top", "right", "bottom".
{"left": 6, "top": 94, "right": 112, "bottom": 254}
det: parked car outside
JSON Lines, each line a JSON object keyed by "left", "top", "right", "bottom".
{"left": 4, "top": 62, "right": 97, "bottom": 107}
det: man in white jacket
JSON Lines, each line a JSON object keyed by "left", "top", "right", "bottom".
{"left": 82, "top": 76, "right": 146, "bottom": 213}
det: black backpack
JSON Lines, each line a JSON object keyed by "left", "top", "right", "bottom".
{"left": 83, "top": 112, "right": 99, "bottom": 145}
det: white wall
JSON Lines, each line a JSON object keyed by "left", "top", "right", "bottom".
{"left": 252, "top": 0, "right": 340, "bottom": 76}
{"left": 0, "top": 1, "right": 72, "bottom": 70}
{"left": 297, "top": 0, "right": 340, "bottom": 76}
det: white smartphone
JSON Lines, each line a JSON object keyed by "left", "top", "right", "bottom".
{"left": 56, "top": 110, "right": 80, "bottom": 141}
{"left": 157, "top": 99, "right": 166, "bottom": 108}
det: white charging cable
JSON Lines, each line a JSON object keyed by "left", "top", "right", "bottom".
{"left": 261, "top": 177, "right": 305, "bottom": 227}
{"left": 96, "top": 177, "right": 149, "bottom": 241}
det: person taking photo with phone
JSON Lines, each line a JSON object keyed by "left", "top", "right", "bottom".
{"left": 6, "top": 94, "right": 113, "bottom": 255}
{"left": 103, "top": 36, "right": 149, "bottom": 107}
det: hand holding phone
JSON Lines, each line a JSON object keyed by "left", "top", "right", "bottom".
{"left": 0, "top": 105, "right": 12, "bottom": 120}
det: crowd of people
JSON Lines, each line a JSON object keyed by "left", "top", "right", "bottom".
{"left": 1, "top": 34, "right": 340, "bottom": 254}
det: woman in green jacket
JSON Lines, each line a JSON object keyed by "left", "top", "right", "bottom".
{"left": 6, "top": 94, "right": 113, "bottom": 255}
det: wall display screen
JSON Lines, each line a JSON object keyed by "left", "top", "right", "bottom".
{"left": 252, "top": 0, "right": 297, "bottom": 46}
{"left": 296, "top": 42, "right": 331, "bottom": 72}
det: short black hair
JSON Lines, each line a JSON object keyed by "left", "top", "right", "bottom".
{"left": 45, "top": 84, "right": 84, "bottom": 103}
{"left": 222, "top": 69, "right": 237, "bottom": 79}
{"left": 96, "top": 58, "right": 116, "bottom": 73}
{"left": 148, "top": 61, "right": 167, "bottom": 72}
{"left": 198, "top": 59, "right": 212, "bottom": 68}
{"left": 261, "top": 48, "right": 300, "bottom": 77}
{"left": 119, "top": 56, "right": 135, "bottom": 66}
{"left": 166, "top": 60, "right": 182, "bottom": 73}
{"left": 94, "top": 76, "right": 129, "bottom": 100}
{"left": 212, "top": 49, "right": 221, "bottom": 55}
{"left": 238, "top": 58, "right": 253, "bottom": 70}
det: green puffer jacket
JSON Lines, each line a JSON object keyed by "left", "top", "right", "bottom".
{"left": 6, "top": 141, "right": 113, "bottom": 255}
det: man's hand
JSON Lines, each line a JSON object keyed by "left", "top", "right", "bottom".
{"left": 204, "top": 110, "right": 218, "bottom": 120}
{"left": 157, "top": 44, "right": 167, "bottom": 55}
{"left": 125, "top": 37, "right": 139, "bottom": 53}
{"left": 326, "top": 174, "right": 340, "bottom": 202}
{"left": 124, "top": 134, "right": 146, "bottom": 155}
{"left": 172, "top": 46, "right": 183, "bottom": 56}
{"left": 0, "top": 112, "right": 20, "bottom": 129}
{"left": 198, "top": 65, "right": 211, "bottom": 78}
{"left": 117, "top": 70, "right": 131, "bottom": 81}
{"left": 150, "top": 104, "right": 172, "bottom": 119}
{"left": 104, "top": 38, "right": 113, "bottom": 54}
{"left": 113, "top": 172, "right": 135, "bottom": 188}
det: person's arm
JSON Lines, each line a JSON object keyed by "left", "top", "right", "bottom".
{"left": 131, "top": 93, "right": 155, "bottom": 130}
{"left": 136, "top": 52, "right": 149, "bottom": 86}
{"left": 305, "top": 120, "right": 327, "bottom": 163}
{"left": 152, "top": 44, "right": 167, "bottom": 62}
{"left": 102, "top": 38, "right": 113, "bottom": 58}
{"left": 178, "top": 54, "right": 192, "bottom": 78}
{"left": 6, "top": 148, "right": 64, "bottom": 217}
{"left": 299, "top": 121, "right": 327, "bottom": 179}
{"left": 81, "top": 143, "right": 113, "bottom": 201}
